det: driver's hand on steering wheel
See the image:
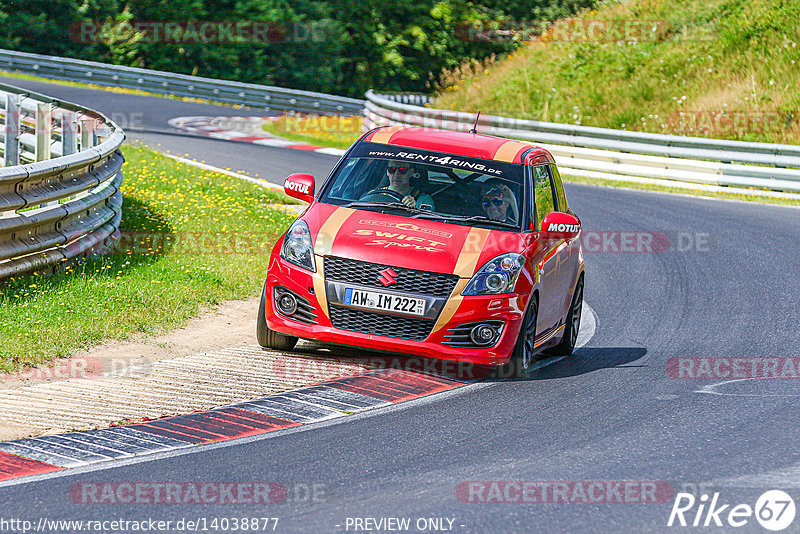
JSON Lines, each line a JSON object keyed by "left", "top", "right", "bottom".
{"left": 401, "top": 195, "right": 416, "bottom": 207}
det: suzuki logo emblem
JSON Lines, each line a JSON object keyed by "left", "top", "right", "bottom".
{"left": 377, "top": 268, "right": 398, "bottom": 286}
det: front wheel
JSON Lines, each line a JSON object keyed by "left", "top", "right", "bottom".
{"left": 504, "top": 296, "right": 538, "bottom": 377}
{"left": 257, "top": 284, "right": 298, "bottom": 351}
{"left": 548, "top": 274, "right": 584, "bottom": 356}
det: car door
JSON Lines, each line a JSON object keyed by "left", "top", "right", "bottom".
{"left": 529, "top": 164, "right": 563, "bottom": 333}
{"left": 548, "top": 164, "right": 578, "bottom": 321}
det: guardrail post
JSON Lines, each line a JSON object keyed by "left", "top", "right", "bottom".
{"left": 4, "top": 93, "right": 21, "bottom": 166}
{"left": 35, "top": 102, "right": 52, "bottom": 161}
{"left": 62, "top": 112, "right": 78, "bottom": 156}
{"left": 55, "top": 111, "right": 80, "bottom": 206}
{"left": 80, "top": 118, "right": 95, "bottom": 150}
{"left": 95, "top": 122, "right": 111, "bottom": 145}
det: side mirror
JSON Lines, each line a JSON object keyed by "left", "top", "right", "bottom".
{"left": 541, "top": 211, "right": 581, "bottom": 239}
{"left": 284, "top": 173, "right": 315, "bottom": 203}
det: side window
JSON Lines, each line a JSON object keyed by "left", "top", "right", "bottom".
{"left": 550, "top": 165, "right": 568, "bottom": 212}
{"left": 531, "top": 165, "right": 555, "bottom": 228}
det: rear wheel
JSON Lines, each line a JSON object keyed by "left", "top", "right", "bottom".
{"left": 505, "top": 296, "right": 538, "bottom": 377}
{"left": 257, "top": 284, "right": 298, "bottom": 351}
{"left": 548, "top": 274, "right": 584, "bottom": 356}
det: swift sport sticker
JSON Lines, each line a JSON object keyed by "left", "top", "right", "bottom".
{"left": 352, "top": 229, "right": 447, "bottom": 252}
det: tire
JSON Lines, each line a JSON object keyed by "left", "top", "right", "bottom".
{"left": 548, "top": 274, "right": 584, "bottom": 356}
{"left": 504, "top": 295, "right": 538, "bottom": 377}
{"left": 257, "top": 283, "right": 298, "bottom": 351}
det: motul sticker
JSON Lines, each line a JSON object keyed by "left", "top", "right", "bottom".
{"left": 285, "top": 180, "right": 310, "bottom": 194}
{"left": 547, "top": 222, "right": 580, "bottom": 233}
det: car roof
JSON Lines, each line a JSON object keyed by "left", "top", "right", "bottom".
{"left": 360, "top": 126, "right": 555, "bottom": 165}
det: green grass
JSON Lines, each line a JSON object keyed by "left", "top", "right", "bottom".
{"left": 0, "top": 144, "right": 297, "bottom": 372}
{"left": 435, "top": 0, "right": 800, "bottom": 145}
{"left": 562, "top": 174, "right": 800, "bottom": 207}
{"left": 261, "top": 114, "right": 362, "bottom": 150}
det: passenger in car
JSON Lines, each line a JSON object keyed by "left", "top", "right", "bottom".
{"left": 480, "top": 180, "right": 518, "bottom": 223}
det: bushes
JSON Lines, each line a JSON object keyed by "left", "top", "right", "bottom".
{"left": 0, "top": 0, "right": 596, "bottom": 98}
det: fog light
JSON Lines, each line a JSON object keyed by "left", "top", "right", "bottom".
{"left": 470, "top": 324, "right": 496, "bottom": 345}
{"left": 277, "top": 293, "right": 298, "bottom": 315}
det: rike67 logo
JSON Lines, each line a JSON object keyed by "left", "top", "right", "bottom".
{"left": 668, "top": 490, "right": 796, "bottom": 531}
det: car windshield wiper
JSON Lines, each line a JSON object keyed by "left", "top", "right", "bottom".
{"left": 344, "top": 201, "right": 417, "bottom": 212}
{"left": 407, "top": 211, "right": 451, "bottom": 221}
{"left": 444, "top": 214, "right": 519, "bottom": 229}
{"left": 343, "top": 202, "right": 518, "bottom": 228}
{"left": 346, "top": 202, "right": 453, "bottom": 220}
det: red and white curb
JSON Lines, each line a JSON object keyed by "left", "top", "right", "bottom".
{"left": 0, "top": 305, "right": 595, "bottom": 484}
{"left": 167, "top": 116, "right": 346, "bottom": 156}
{"left": 0, "top": 369, "right": 464, "bottom": 483}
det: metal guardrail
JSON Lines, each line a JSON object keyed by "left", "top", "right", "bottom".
{"left": 0, "top": 82, "right": 124, "bottom": 280}
{"left": 0, "top": 48, "right": 364, "bottom": 115}
{"left": 364, "top": 91, "right": 800, "bottom": 196}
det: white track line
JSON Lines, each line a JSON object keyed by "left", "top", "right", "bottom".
{"left": 162, "top": 153, "right": 283, "bottom": 190}
{"left": 695, "top": 377, "right": 800, "bottom": 397}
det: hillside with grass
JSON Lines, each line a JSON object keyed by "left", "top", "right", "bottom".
{"left": 434, "top": 0, "right": 800, "bottom": 145}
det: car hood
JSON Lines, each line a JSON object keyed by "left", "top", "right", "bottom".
{"left": 302, "top": 203, "right": 530, "bottom": 278}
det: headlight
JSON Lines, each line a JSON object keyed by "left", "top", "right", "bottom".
{"left": 462, "top": 253, "right": 525, "bottom": 296}
{"left": 280, "top": 220, "right": 316, "bottom": 272}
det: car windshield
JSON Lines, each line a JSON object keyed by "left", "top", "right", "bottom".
{"left": 319, "top": 142, "right": 527, "bottom": 230}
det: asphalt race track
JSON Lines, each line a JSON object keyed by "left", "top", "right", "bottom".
{"left": 2, "top": 77, "right": 800, "bottom": 533}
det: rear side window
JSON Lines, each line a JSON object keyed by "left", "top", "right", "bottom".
{"left": 532, "top": 165, "right": 555, "bottom": 228}
{"left": 550, "top": 165, "right": 568, "bottom": 212}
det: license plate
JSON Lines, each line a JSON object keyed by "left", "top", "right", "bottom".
{"left": 343, "top": 287, "right": 426, "bottom": 316}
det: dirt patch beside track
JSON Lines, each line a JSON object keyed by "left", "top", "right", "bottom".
{"left": 0, "top": 297, "right": 376, "bottom": 441}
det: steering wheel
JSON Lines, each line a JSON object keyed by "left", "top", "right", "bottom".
{"left": 359, "top": 188, "right": 406, "bottom": 203}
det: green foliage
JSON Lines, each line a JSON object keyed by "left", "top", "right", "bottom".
{"left": 0, "top": 0, "right": 596, "bottom": 97}
{"left": 0, "top": 0, "right": 87, "bottom": 57}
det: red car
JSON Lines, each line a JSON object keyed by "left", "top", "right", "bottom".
{"left": 257, "top": 126, "right": 585, "bottom": 372}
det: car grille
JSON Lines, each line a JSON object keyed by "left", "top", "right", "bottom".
{"left": 329, "top": 306, "right": 435, "bottom": 341}
{"left": 324, "top": 256, "right": 458, "bottom": 298}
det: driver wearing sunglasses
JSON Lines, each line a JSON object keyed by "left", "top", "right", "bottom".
{"left": 480, "top": 180, "right": 518, "bottom": 223}
{"left": 384, "top": 161, "right": 434, "bottom": 209}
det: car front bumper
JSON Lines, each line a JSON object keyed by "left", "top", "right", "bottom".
{"left": 265, "top": 255, "right": 528, "bottom": 366}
